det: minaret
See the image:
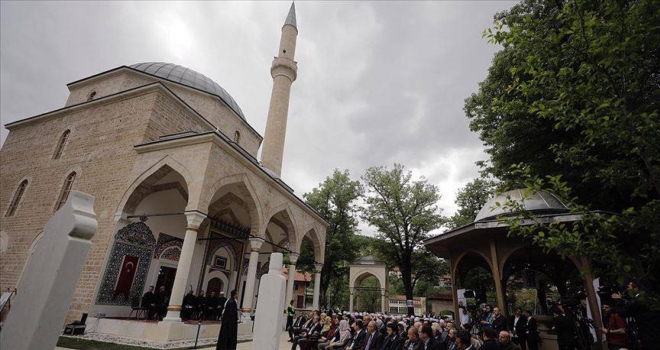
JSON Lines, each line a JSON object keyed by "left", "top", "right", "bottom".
{"left": 261, "top": 2, "right": 298, "bottom": 177}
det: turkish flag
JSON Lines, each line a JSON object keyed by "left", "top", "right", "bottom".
{"left": 113, "top": 255, "right": 139, "bottom": 300}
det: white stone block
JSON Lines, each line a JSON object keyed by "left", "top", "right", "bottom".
{"left": 0, "top": 191, "right": 98, "bottom": 350}
{"left": 252, "top": 253, "right": 286, "bottom": 350}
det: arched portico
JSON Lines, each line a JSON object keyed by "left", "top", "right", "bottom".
{"left": 349, "top": 256, "right": 388, "bottom": 313}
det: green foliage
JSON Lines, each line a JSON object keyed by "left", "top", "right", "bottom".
{"left": 303, "top": 169, "right": 363, "bottom": 307}
{"left": 361, "top": 164, "right": 446, "bottom": 308}
{"left": 467, "top": 0, "right": 660, "bottom": 304}
{"left": 357, "top": 276, "right": 382, "bottom": 312}
{"left": 446, "top": 177, "right": 497, "bottom": 229}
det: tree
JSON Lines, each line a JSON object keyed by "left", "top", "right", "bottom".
{"left": 361, "top": 164, "right": 445, "bottom": 315}
{"left": 303, "top": 169, "right": 363, "bottom": 308}
{"left": 466, "top": 0, "right": 660, "bottom": 303}
{"left": 446, "top": 177, "right": 497, "bottom": 229}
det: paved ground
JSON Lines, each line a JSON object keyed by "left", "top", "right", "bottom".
{"left": 202, "top": 332, "right": 292, "bottom": 350}
{"left": 55, "top": 332, "right": 293, "bottom": 350}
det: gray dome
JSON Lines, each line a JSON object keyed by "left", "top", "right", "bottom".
{"left": 475, "top": 189, "right": 569, "bottom": 222}
{"left": 129, "top": 62, "right": 246, "bottom": 120}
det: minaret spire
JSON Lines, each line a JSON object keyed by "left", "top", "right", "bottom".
{"left": 261, "top": 3, "right": 299, "bottom": 176}
{"left": 285, "top": 2, "right": 297, "bottom": 29}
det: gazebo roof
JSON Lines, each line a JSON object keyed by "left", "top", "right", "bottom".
{"left": 351, "top": 255, "right": 386, "bottom": 266}
{"left": 424, "top": 212, "right": 585, "bottom": 259}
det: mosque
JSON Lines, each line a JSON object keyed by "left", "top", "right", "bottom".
{"left": 0, "top": 3, "right": 327, "bottom": 341}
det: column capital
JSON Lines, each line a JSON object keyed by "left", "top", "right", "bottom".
{"left": 248, "top": 237, "right": 265, "bottom": 252}
{"left": 288, "top": 252, "right": 300, "bottom": 264}
{"left": 185, "top": 211, "right": 206, "bottom": 230}
{"left": 314, "top": 263, "right": 323, "bottom": 273}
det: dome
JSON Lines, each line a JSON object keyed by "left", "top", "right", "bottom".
{"left": 474, "top": 189, "right": 569, "bottom": 222}
{"left": 129, "top": 62, "right": 246, "bottom": 120}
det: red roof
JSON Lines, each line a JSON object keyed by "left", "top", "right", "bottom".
{"left": 282, "top": 267, "right": 312, "bottom": 282}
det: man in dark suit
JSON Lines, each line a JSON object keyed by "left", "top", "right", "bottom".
{"left": 508, "top": 308, "right": 527, "bottom": 350}
{"left": 142, "top": 286, "right": 156, "bottom": 320}
{"left": 346, "top": 319, "right": 367, "bottom": 350}
{"left": 553, "top": 304, "right": 576, "bottom": 350}
{"left": 523, "top": 310, "right": 539, "bottom": 350}
{"left": 155, "top": 285, "right": 169, "bottom": 321}
{"left": 380, "top": 322, "right": 404, "bottom": 350}
{"left": 492, "top": 307, "right": 507, "bottom": 334}
{"left": 420, "top": 325, "right": 442, "bottom": 350}
{"left": 290, "top": 311, "right": 308, "bottom": 341}
{"left": 365, "top": 321, "right": 384, "bottom": 350}
{"left": 480, "top": 328, "right": 498, "bottom": 350}
{"left": 207, "top": 291, "right": 219, "bottom": 320}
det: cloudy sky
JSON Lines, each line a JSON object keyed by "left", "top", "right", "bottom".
{"left": 1, "top": 1, "right": 515, "bottom": 230}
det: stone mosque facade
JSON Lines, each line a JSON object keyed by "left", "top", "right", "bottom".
{"left": 0, "top": 2, "right": 326, "bottom": 329}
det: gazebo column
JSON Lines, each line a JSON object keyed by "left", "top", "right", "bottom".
{"left": 450, "top": 252, "right": 460, "bottom": 318}
{"left": 349, "top": 288, "right": 354, "bottom": 312}
{"left": 312, "top": 263, "right": 322, "bottom": 310}
{"left": 580, "top": 257, "right": 605, "bottom": 349}
{"left": 241, "top": 237, "right": 264, "bottom": 312}
{"left": 162, "top": 212, "right": 206, "bottom": 322}
{"left": 381, "top": 289, "right": 387, "bottom": 313}
{"left": 489, "top": 239, "right": 506, "bottom": 314}
{"left": 286, "top": 253, "right": 299, "bottom": 306}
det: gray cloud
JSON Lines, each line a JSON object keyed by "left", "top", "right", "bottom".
{"left": 1, "top": 1, "right": 516, "bottom": 218}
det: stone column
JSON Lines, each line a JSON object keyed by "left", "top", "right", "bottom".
{"left": 241, "top": 237, "right": 264, "bottom": 312}
{"left": 349, "top": 288, "right": 354, "bottom": 312}
{"left": 381, "top": 289, "right": 387, "bottom": 313}
{"left": 312, "top": 263, "right": 322, "bottom": 310}
{"left": 286, "top": 253, "right": 299, "bottom": 305}
{"left": 162, "top": 212, "right": 205, "bottom": 322}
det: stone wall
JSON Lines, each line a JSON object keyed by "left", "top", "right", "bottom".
{"left": 66, "top": 69, "right": 262, "bottom": 157}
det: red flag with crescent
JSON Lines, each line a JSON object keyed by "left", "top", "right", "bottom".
{"left": 113, "top": 255, "right": 139, "bottom": 300}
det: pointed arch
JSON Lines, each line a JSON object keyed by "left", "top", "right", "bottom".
{"left": 266, "top": 202, "right": 298, "bottom": 250}
{"left": 5, "top": 177, "right": 30, "bottom": 217}
{"left": 298, "top": 226, "right": 324, "bottom": 263}
{"left": 204, "top": 174, "right": 262, "bottom": 235}
{"left": 114, "top": 155, "right": 193, "bottom": 217}
{"left": 351, "top": 269, "right": 385, "bottom": 290}
{"left": 53, "top": 129, "right": 71, "bottom": 159}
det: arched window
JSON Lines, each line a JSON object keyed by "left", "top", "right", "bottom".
{"left": 6, "top": 179, "right": 28, "bottom": 217}
{"left": 87, "top": 90, "right": 97, "bottom": 101}
{"left": 234, "top": 131, "right": 241, "bottom": 144}
{"left": 53, "top": 130, "right": 71, "bottom": 159}
{"left": 55, "top": 172, "right": 77, "bottom": 211}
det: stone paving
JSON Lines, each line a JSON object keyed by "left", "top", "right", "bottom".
{"left": 56, "top": 331, "right": 293, "bottom": 350}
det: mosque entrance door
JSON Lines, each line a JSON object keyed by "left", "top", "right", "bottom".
{"left": 157, "top": 266, "right": 177, "bottom": 292}
{"left": 207, "top": 278, "right": 223, "bottom": 296}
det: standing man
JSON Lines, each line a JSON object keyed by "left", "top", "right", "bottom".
{"left": 523, "top": 310, "right": 539, "bottom": 350}
{"left": 553, "top": 303, "right": 576, "bottom": 350}
{"left": 492, "top": 307, "right": 507, "bottom": 334}
{"left": 217, "top": 290, "right": 239, "bottom": 350}
{"left": 599, "top": 303, "right": 627, "bottom": 350}
{"left": 508, "top": 308, "right": 527, "bottom": 350}
{"left": 217, "top": 291, "right": 227, "bottom": 320}
{"left": 286, "top": 299, "right": 295, "bottom": 340}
